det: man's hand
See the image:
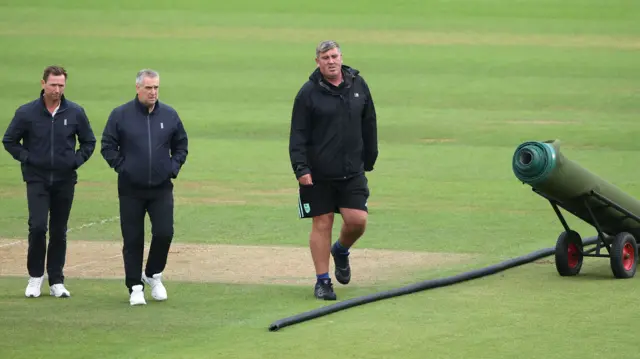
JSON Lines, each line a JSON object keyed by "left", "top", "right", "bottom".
{"left": 298, "top": 173, "right": 313, "bottom": 186}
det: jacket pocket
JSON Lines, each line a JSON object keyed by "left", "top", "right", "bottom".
{"left": 118, "top": 158, "right": 133, "bottom": 179}
{"left": 26, "top": 155, "right": 47, "bottom": 169}
{"left": 27, "top": 120, "right": 53, "bottom": 169}
{"left": 121, "top": 158, "right": 148, "bottom": 186}
{"left": 156, "top": 156, "right": 173, "bottom": 181}
{"left": 60, "top": 152, "right": 76, "bottom": 170}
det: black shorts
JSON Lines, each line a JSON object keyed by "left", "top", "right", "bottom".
{"left": 297, "top": 174, "right": 370, "bottom": 218}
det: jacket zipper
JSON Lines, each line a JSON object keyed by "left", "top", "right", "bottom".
{"left": 341, "top": 93, "right": 353, "bottom": 178}
{"left": 147, "top": 115, "right": 152, "bottom": 186}
{"left": 50, "top": 115, "right": 54, "bottom": 185}
{"left": 320, "top": 79, "right": 352, "bottom": 179}
{"left": 339, "top": 94, "right": 347, "bottom": 178}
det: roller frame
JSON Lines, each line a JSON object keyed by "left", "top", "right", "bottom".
{"left": 533, "top": 188, "right": 639, "bottom": 278}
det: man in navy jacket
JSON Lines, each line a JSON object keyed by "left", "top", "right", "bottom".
{"left": 2, "top": 65, "right": 96, "bottom": 299}
{"left": 101, "top": 69, "right": 188, "bottom": 306}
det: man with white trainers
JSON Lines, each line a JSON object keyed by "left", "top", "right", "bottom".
{"left": 2, "top": 66, "right": 96, "bottom": 299}
{"left": 101, "top": 69, "right": 188, "bottom": 306}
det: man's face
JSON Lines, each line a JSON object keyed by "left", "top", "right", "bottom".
{"left": 136, "top": 76, "right": 159, "bottom": 107}
{"left": 315, "top": 47, "right": 342, "bottom": 80}
{"left": 41, "top": 75, "right": 66, "bottom": 102}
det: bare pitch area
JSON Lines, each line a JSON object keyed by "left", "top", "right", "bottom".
{"left": 0, "top": 239, "right": 473, "bottom": 286}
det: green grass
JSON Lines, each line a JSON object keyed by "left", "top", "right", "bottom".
{"left": 1, "top": 0, "right": 640, "bottom": 358}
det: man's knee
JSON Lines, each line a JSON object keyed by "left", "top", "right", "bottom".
{"left": 149, "top": 193, "right": 174, "bottom": 240}
{"left": 312, "top": 213, "right": 335, "bottom": 232}
{"left": 48, "top": 217, "right": 70, "bottom": 240}
{"left": 48, "top": 226, "right": 68, "bottom": 241}
{"left": 151, "top": 225, "right": 174, "bottom": 241}
{"left": 152, "top": 231, "right": 173, "bottom": 241}
{"left": 343, "top": 210, "right": 368, "bottom": 232}
{"left": 28, "top": 221, "right": 48, "bottom": 238}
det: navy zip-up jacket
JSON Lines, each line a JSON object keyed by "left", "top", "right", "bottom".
{"left": 100, "top": 96, "right": 188, "bottom": 188}
{"left": 289, "top": 65, "right": 378, "bottom": 181}
{"left": 2, "top": 91, "right": 96, "bottom": 183}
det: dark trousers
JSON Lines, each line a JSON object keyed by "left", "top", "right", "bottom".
{"left": 118, "top": 184, "right": 174, "bottom": 291}
{"left": 26, "top": 180, "right": 75, "bottom": 285}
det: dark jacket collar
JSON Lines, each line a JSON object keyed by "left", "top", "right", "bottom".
{"left": 309, "top": 65, "right": 359, "bottom": 94}
{"left": 134, "top": 95, "right": 161, "bottom": 115}
{"left": 38, "top": 89, "right": 68, "bottom": 113}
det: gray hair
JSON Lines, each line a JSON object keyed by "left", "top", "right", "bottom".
{"left": 315, "top": 40, "right": 341, "bottom": 58}
{"left": 136, "top": 69, "right": 159, "bottom": 85}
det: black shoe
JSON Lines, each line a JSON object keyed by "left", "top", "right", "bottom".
{"left": 331, "top": 243, "right": 351, "bottom": 285}
{"left": 314, "top": 279, "right": 337, "bottom": 301}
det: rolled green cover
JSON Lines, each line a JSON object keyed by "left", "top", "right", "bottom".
{"left": 512, "top": 139, "right": 640, "bottom": 237}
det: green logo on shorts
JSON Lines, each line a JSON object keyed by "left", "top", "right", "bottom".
{"left": 304, "top": 203, "right": 311, "bottom": 213}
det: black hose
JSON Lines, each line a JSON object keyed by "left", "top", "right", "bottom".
{"left": 268, "top": 236, "right": 600, "bottom": 332}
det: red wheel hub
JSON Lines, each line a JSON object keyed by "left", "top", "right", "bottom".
{"left": 622, "top": 242, "right": 636, "bottom": 271}
{"left": 567, "top": 243, "right": 580, "bottom": 268}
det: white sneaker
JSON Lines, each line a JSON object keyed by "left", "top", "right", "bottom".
{"left": 25, "top": 276, "right": 44, "bottom": 298}
{"left": 129, "top": 285, "right": 146, "bottom": 306}
{"left": 49, "top": 284, "right": 71, "bottom": 298}
{"left": 142, "top": 273, "right": 168, "bottom": 301}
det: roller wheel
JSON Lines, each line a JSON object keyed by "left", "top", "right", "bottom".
{"left": 555, "top": 230, "right": 583, "bottom": 276}
{"left": 610, "top": 232, "right": 638, "bottom": 279}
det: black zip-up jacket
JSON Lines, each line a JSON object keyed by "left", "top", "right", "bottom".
{"left": 100, "top": 96, "right": 188, "bottom": 188}
{"left": 2, "top": 91, "right": 96, "bottom": 183}
{"left": 289, "top": 65, "right": 378, "bottom": 181}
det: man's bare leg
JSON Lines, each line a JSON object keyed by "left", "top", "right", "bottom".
{"left": 310, "top": 213, "right": 334, "bottom": 275}
{"left": 338, "top": 208, "right": 368, "bottom": 248}
{"left": 310, "top": 212, "right": 337, "bottom": 300}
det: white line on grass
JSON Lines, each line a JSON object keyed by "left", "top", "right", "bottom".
{"left": 66, "top": 216, "right": 120, "bottom": 233}
{"left": 0, "top": 216, "right": 121, "bottom": 248}
{"left": 0, "top": 241, "right": 21, "bottom": 248}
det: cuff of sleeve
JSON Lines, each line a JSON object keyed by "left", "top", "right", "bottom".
{"left": 19, "top": 151, "right": 29, "bottom": 164}
{"left": 295, "top": 167, "right": 311, "bottom": 179}
{"left": 115, "top": 159, "right": 124, "bottom": 173}
{"left": 171, "top": 160, "right": 181, "bottom": 178}
{"left": 74, "top": 155, "right": 84, "bottom": 169}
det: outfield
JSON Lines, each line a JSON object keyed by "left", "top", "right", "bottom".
{"left": 1, "top": 0, "right": 639, "bottom": 358}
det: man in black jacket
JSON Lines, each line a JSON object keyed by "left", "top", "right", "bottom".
{"left": 101, "top": 69, "right": 188, "bottom": 306}
{"left": 289, "top": 41, "right": 379, "bottom": 300}
{"left": 2, "top": 65, "right": 96, "bottom": 299}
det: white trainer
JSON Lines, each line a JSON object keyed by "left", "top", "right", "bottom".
{"left": 142, "top": 273, "right": 168, "bottom": 301}
{"left": 49, "top": 284, "right": 71, "bottom": 298}
{"left": 129, "top": 285, "right": 146, "bottom": 306}
{"left": 25, "top": 276, "right": 44, "bottom": 298}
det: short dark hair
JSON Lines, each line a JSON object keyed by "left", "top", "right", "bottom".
{"left": 316, "top": 40, "right": 341, "bottom": 58}
{"left": 43, "top": 65, "right": 67, "bottom": 82}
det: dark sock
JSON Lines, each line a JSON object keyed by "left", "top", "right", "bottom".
{"left": 316, "top": 272, "right": 330, "bottom": 282}
{"left": 333, "top": 241, "right": 350, "bottom": 255}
